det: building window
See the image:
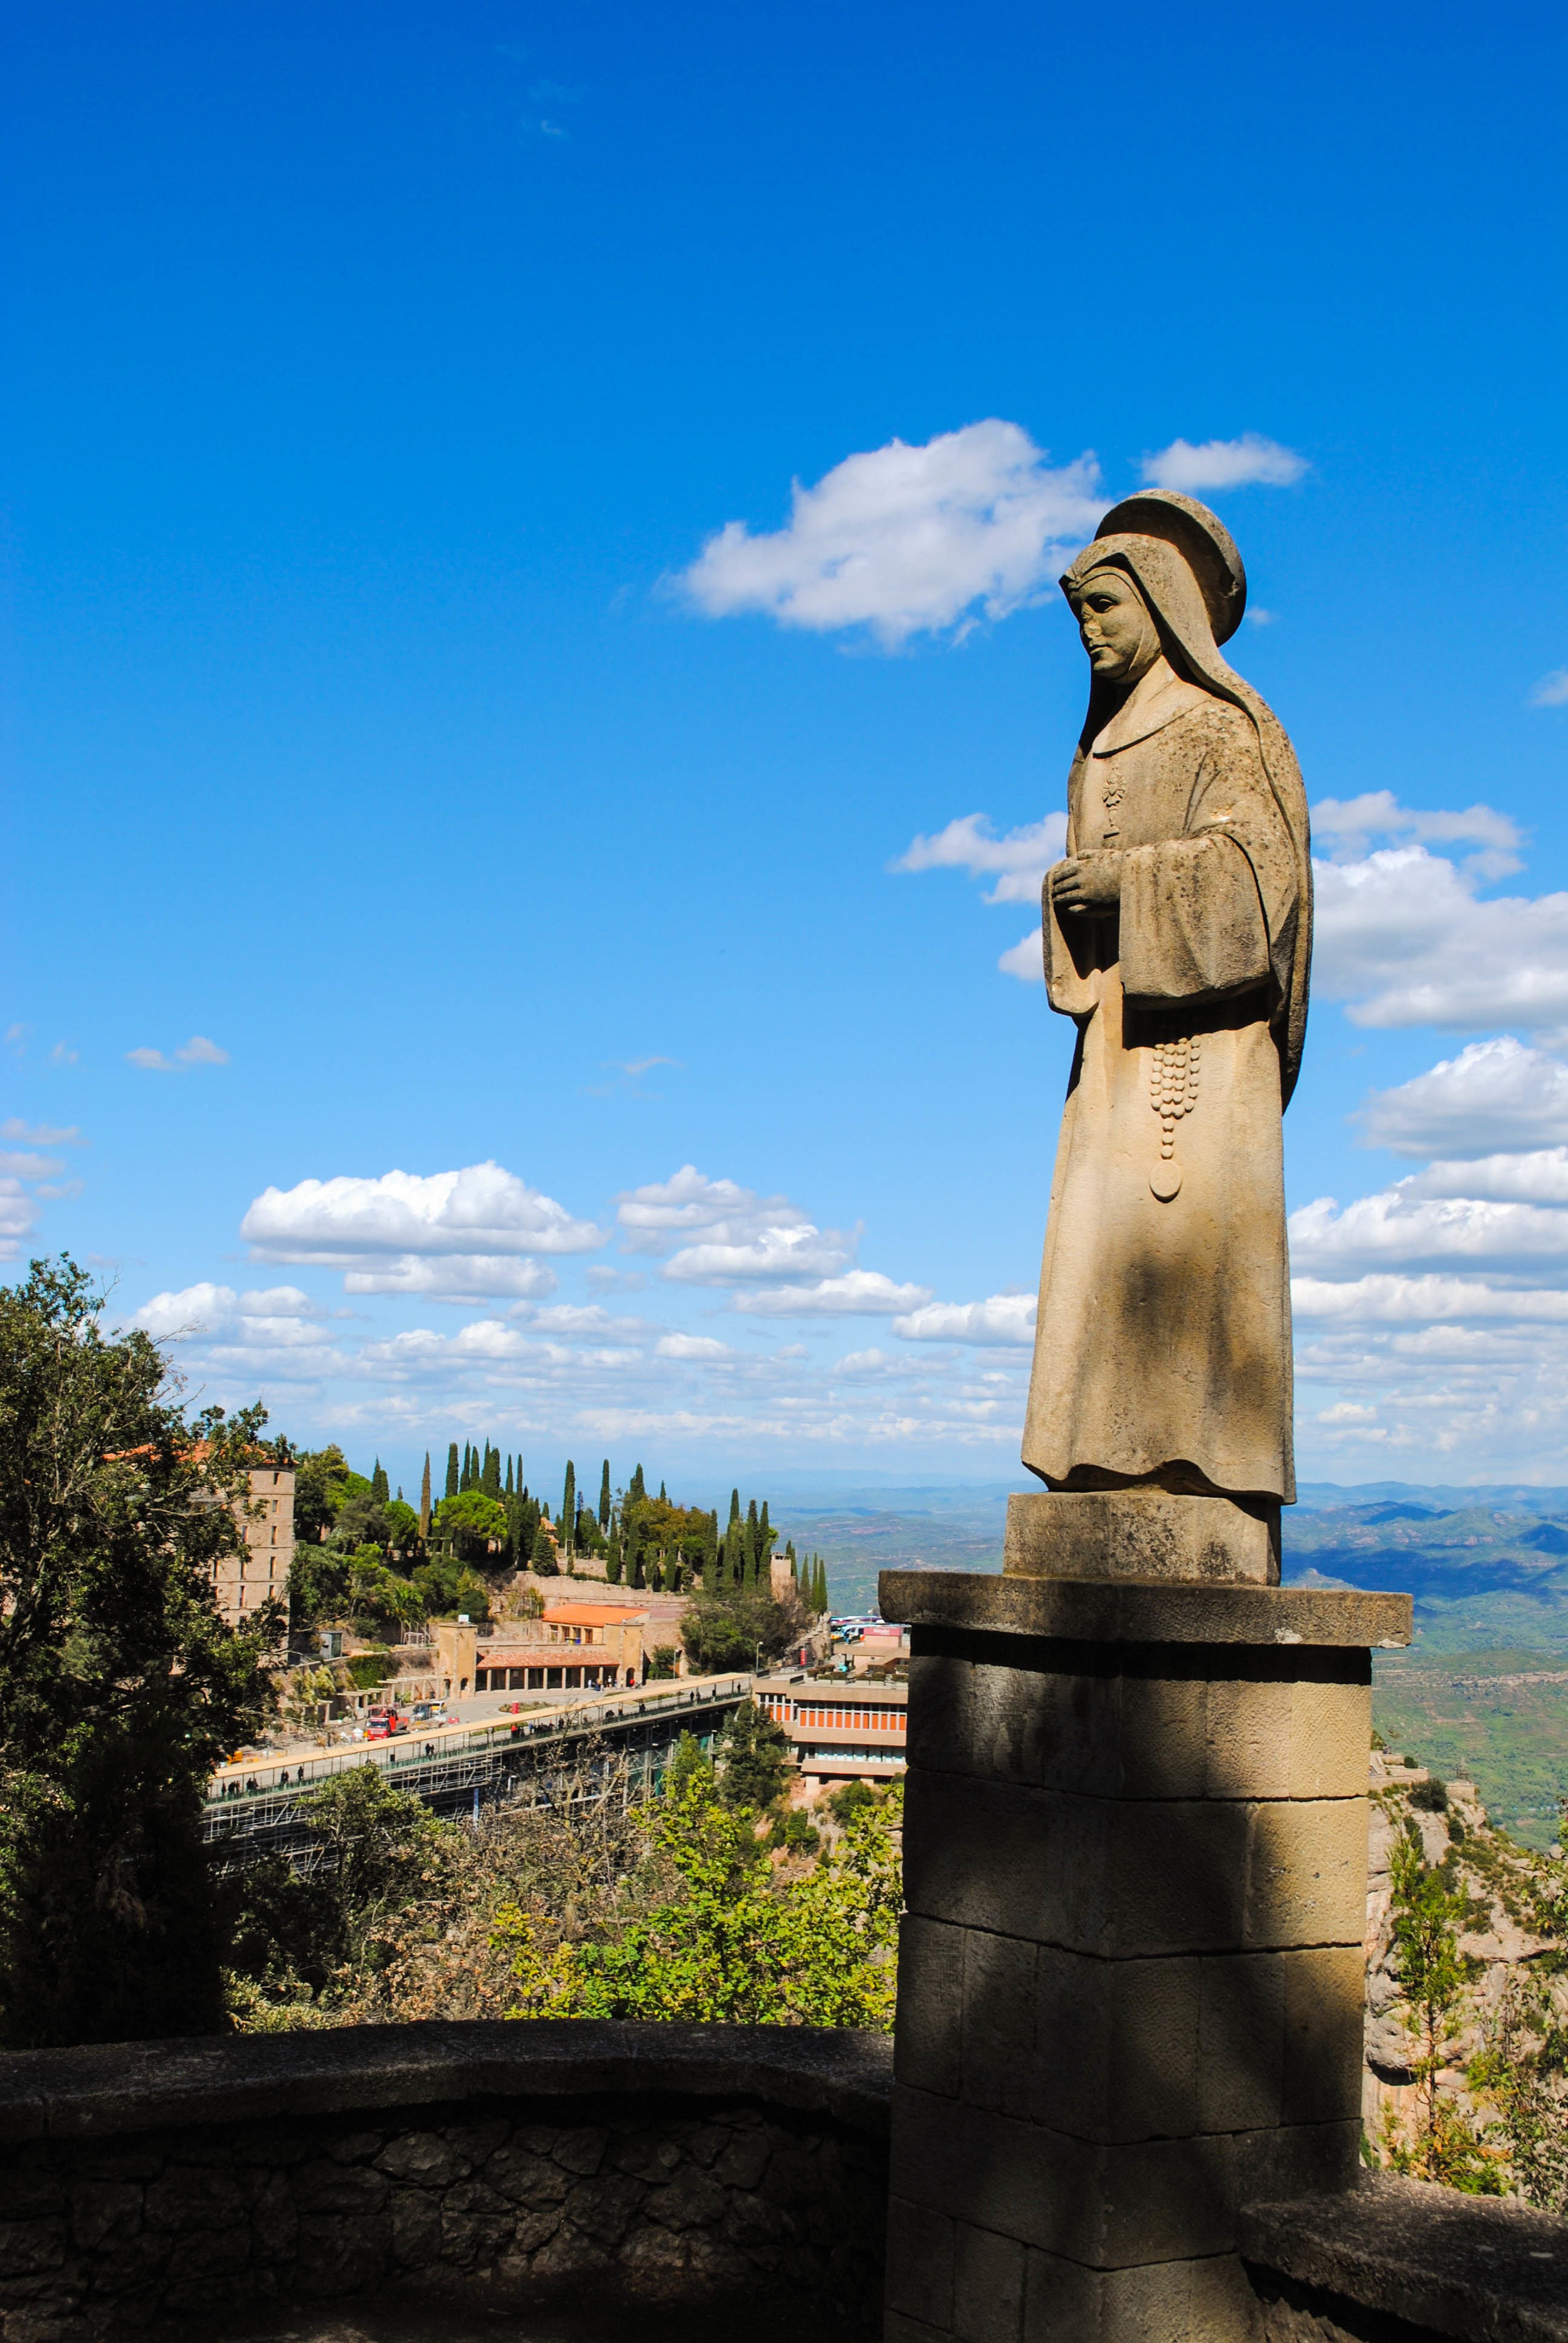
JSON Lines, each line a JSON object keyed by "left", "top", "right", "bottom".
{"left": 547, "top": 1667, "right": 562, "bottom": 1689}
{"left": 566, "top": 1667, "right": 581, "bottom": 1689}
{"left": 528, "top": 1667, "right": 544, "bottom": 1689}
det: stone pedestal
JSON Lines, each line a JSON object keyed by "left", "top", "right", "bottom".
{"left": 881, "top": 1566, "right": 1411, "bottom": 2343}
{"left": 1005, "top": 1490, "right": 1280, "bottom": 1586}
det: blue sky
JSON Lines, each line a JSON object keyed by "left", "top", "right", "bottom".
{"left": 6, "top": 0, "right": 1568, "bottom": 1497}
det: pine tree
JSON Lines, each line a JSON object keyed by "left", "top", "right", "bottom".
{"left": 561, "top": 1462, "right": 576, "bottom": 1553}
{"left": 598, "top": 1459, "right": 611, "bottom": 1531}
{"left": 445, "top": 1443, "right": 460, "bottom": 1501}
{"left": 420, "top": 1453, "right": 432, "bottom": 1539}
{"left": 371, "top": 1457, "right": 389, "bottom": 1505}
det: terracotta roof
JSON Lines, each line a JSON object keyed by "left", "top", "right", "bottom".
{"left": 543, "top": 1603, "right": 649, "bottom": 1627}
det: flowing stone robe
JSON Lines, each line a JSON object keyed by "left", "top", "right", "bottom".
{"left": 1022, "top": 675, "right": 1300, "bottom": 1502}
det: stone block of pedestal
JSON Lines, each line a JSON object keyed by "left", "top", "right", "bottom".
{"left": 881, "top": 1568, "right": 1411, "bottom": 2343}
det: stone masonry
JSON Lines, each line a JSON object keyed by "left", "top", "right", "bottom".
{"left": 0, "top": 2024, "right": 890, "bottom": 2342}
{"left": 879, "top": 1569, "right": 1412, "bottom": 2343}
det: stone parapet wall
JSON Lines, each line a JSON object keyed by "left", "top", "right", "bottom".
{"left": 0, "top": 2022, "right": 891, "bottom": 2342}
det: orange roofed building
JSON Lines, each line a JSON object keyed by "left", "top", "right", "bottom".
{"left": 431, "top": 1601, "right": 649, "bottom": 1701}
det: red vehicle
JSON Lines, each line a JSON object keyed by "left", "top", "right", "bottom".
{"left": 365, "top": 1707, "right": 408, "bottom": 1741}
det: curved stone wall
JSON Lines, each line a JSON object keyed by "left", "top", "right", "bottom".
{"left": 0, "top": 2021, "right": 892, "bottom": 2342}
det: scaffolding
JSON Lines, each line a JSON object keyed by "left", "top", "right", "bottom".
{"left": 202, "top": 1677, "right": 751, "bottom": 1875}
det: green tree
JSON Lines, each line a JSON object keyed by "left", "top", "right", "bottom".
{"left": 607, "top": 1522, "right": 623, "bottom": 1584}
{"left": 630, "top": 1464, "right": 647, "bottom": 1505}
{"left": 598, "top": 1459, "right": 612, "bottom": 1531}
{"left": 1384, "top": 1824, "right": 1491, "bottom": 2187}
{"left": 445, "top": 1443, "right": 460, "bottom": 1501}
{"left": 497, "top": 1766, "right": 901, "bottom": 2028}
{"left": 460, "top": 1443, "right": 475, "bottom": 1493}
{"left": 682, "top": 1586, "right": 803, "bottom": 1675}
{"left": 716, "top": 1698, "right": 793, "bottom": 1809}
{"left": 744, "top": 1497, "right": 760, "bottom": 1590}
{"left": 292, "top": 1444, "right": 354, "bottom": 1544}
{"left": 504, "top": 1456, "right": 514, "bottom": 1498}
{"left": 382, "top": 1497, "right": 420, "bottom": 1558}
{"left": 0, "top": 1258, "right": 282, "bottom": 2048}
{"left": 433, "top": 1489, "right": 508, "bottom": 1561}
{"left": 482, "top": 1444, "right": 502, "bottom": 1499}
{"left": 561, "top": 1462, "right": 576, "bottom": 1555}
{"left": 419, "top": 1452, "right": 432, "bottom": 1539}
{"left": 370, "top": 1457, "right": 389, "bottom": 1505}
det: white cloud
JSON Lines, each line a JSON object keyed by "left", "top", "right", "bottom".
{"left": 1293, "top": 1273, "right": 1568, "bottom": 1323}
{"left": 341, "top": 1255, "right": 561, "bottom": 1303}
{"left": 664, "top": 1226, "right": 856, "bottom": 1284}
{"left": 999, "top": 928, "right": 1045, "bottom": 983}
{"left": 1312, "top": 792, "right": 1522, "bottom": 879}
{"left": 1, "top": 1118, "right": 83, "bottom": 1145}
{"left": 733, "top": 1271, "right": 933, "bottom": 1317}
{"left": 1407, "top": 1150, "right": 1568, "bottom": 1204}
{"left": 893, "top": 1292, "right": 1037, "bottom": 1345}
{"left": 655, "top": 1333, "right": 733, "bottom": 1360}
{"left": 1140, "top": 433, "right": 1306, "bottom": 492}
{"left": 530, "top": 1304, "right": 647, "bottom": 1337}
{"left": 125, "top": 1035, "right": 230, "bottom": 1072}
{"left": 132, "top": 1282, "right": 331, "bottom": 1350}
{"left": 1290, "top": 1187, "right": 1568, "bottom": 1275}
{"left": 1359, "top": 1039, "right": 1568, "bottom": 1157}
{"left": 675, "top": 422, "right": 1106, "bottom": 647}
{"left": 0, "top": 1150, "right": 63, "bottom": 1179}
{"left": 615, "top": 1165, "right": 856, "bottom": 1285}
{"left": 243, "top": 1163, "right": 605, "bottom": 1268}
{"left": 893, "top": 811, "right": 1067, "bottom": 906}
{"left": 0, "top": 1180, "right": 43, "bottom": 1258}
{"left": 1315, "top": 1401, "right": 1379, "bottom": 1426}
{"left": 1529, "top": 669, "right": 1568, "bottom": 708}
{"left": 1313, "top": 846, "right": 1568, "bottom": 1029}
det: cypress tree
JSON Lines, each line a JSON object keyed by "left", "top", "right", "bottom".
{"left": 483, "top": 1444, "right": 501, "bottom": 1499}
{"left": 561, "top": 1462, "right": 576, "bottom": 1552}
{"left": 445, "top": 1442, "right": 460, "bottom": 1500}
{"left": 458, "top": 1443, "right": 472, "bottom": 1493}
{"left": 371, "top": 1457, "right": 389, "bottom": 1505}
{"left": 659, "top": 1480, "right": 667, "bottom": 1502}
{"left": 505, "top": 1456, "right": 514, "bottom": 1497}
{"left": 759, "top": 1499, "right": 773, "bottom": 1578}
{"left": 728, "top": 1487, "right": 741, "bottom": 1528}
{"left": 630, "top": 1463, "right": 646, "bottom": 1505}
{"left": 420, "top": 1453, "right": 432, "bottom": 1538}
{"left": 744, "top": 1498, "right": 760, "bottom": 1590}
{"left": 598, "top": 1460, "right": 611, "bottom": 1531}
{"left": 606, "top": 1522, "right": 623, "bottom": 1583}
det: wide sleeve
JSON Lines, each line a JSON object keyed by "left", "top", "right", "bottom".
{"left": 1117, "top": 832, "right": 1272, "bottom": 1004}
{"left": 1118, "top": 718, "right": 1298, "bottom": 1009}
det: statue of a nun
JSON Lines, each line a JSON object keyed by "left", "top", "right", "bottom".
{"left": 1023, "top": 491, "right": 1311, "bottom": 1507}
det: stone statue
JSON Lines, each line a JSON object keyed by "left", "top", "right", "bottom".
{"left": 1019, "top": 491, "right": 1311, "bottom": 1553}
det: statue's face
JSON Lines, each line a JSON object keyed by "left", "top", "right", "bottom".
{"left": 1074, "top": 566, "right": 1160, "bottom": 683}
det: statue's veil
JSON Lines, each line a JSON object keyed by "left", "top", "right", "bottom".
{"left": 1059, "top": 491, "right": 1313, "bottom": 1109}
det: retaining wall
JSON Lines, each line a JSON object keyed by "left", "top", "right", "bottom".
{"left": 0, "top": 2021, "right": 891, "bottom": 2342}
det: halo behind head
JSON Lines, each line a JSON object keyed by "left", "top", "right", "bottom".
{"left": 1088, "top": 489, "right": 1247, "bottom": 644}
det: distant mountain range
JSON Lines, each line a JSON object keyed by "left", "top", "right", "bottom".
{"left": 773, "top": 1477, "right": 1568, "bottom": 1844}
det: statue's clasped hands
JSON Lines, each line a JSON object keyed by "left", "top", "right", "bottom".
{"left": 1048, "top": 853, "right": 1122, "bottom": 918}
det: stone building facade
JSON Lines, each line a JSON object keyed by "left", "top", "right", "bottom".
{"left": 213, "top": 1459, "right": 296, "bottom": 1629}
